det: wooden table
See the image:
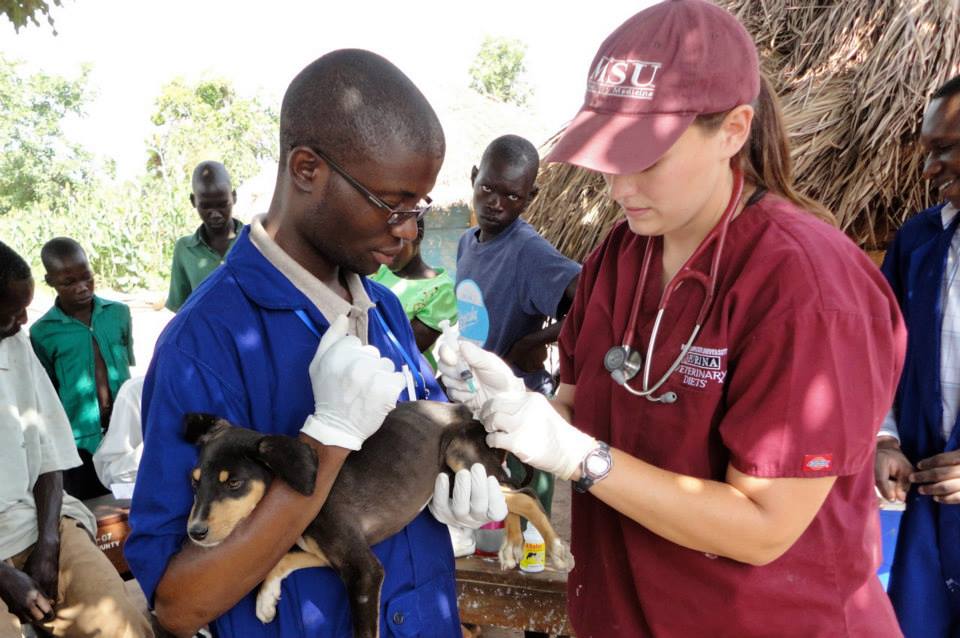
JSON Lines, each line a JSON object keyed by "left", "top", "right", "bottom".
{"left": 456, "top": 555, "right": 574, "bottom": 636}
{"left": 83, "top": 494, "right": 132, "bottom": 576}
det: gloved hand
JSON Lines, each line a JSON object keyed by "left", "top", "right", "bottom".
{"left": 437, "top": 341, "right": 524, "bottom": 414}
{"left": 479, "top": 392, "right": 597, "bottom": 481}
{"left": 428, "top": 463, "right": 508, "bottom": 529}
{"left": 301, "top": 315, "right": 405, "bottom": 450}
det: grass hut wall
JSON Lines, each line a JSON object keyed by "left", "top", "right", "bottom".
{"left": 526, "top": 0, "right": 960, "bottom": 264}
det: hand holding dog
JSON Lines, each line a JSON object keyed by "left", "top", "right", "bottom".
{"left": 429, "top": 463, "right": 508, "bottom": 529}
{"left": 301, "top": 315, "right": 405, "bottom": 450}
{"left": 479, "top": 392, "right": 597, "bottom": 481}
{"left": 438, "top": 341, "right": 525, "bottom": 414}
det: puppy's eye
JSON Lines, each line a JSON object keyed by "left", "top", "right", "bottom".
{"left": 227, "top": 479, "right": 243, "bottom": 491}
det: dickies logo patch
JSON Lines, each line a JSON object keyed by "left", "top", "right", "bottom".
{"left": 803, "top": 454, "right": 833, "bottom": 472}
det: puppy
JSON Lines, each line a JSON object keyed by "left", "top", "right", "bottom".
{"left": 183, "top": 400, "right": 573, "bottom": 638}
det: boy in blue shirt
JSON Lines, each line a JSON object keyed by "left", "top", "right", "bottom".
{"left": 452, "top": 135, "right": 581, "bottom": 520}
{"left": 455, "top": 135, "right": 580, "bottom": 395}
{"left": 126, "top": 50, "right": 503, "bottom": 637}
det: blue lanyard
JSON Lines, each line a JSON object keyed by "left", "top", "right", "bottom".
{"left": 371, "top": 306, "right": 427, "bottom": 400}
{"left": 294, "top": 308, "right": 427, "bottom": 400}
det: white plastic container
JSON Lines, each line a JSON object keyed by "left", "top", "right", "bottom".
{"left": 519, "top": 524, "right": 546, "bottom": 573}
{"left": 474, "top": 519, "right": 505, "bottom": 557}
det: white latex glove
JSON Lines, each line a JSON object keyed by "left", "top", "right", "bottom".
{"left": 479, "top": 392, "right": 597, "bottom": 481}
{"left": 301, "top": 315, "right": 405, "bottom": 450}
{"left": 437, "top": 341, "right": 524, "bottom": 414}
{"left": 428, "top": 463, "right": 508, "bottom": 528}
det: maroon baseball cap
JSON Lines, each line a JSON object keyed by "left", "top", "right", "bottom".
{"left": 546, "top": 0, "right": 760, "bottom": 175}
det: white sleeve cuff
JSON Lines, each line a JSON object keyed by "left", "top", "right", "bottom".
{"left": 878, "top": 408, "right": 900, "bottom": 442}
{"left": 301, "top": 414, "right": 362, "bottom": 451}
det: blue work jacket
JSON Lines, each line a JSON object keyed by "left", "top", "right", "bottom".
{"left": 883, "top": 202, "right": 960, "bottom": 637}
{"left": 125, "top": 228, "right": 457, "bottom": 637}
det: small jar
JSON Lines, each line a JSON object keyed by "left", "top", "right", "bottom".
{"left": 519, "top": 524, "right": 546, "bottom": 573}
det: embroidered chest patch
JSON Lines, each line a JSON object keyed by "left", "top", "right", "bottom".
{"left": 677, "top": 346, "right": 728, "bottom": 390}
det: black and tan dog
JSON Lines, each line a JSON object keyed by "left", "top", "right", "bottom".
{"left": 183, "top": 400, "right": 573, "bottom": 638}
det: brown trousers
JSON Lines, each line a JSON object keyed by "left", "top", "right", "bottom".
{"left": 0, "top": 518, "right": 153, "bottom": 638}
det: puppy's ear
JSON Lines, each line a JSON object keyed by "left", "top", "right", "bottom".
{"left": 183, "top": 413, "right": 231, "bottom": 445}
{"left": 256, "top": 435, "right": 318, "bottom": 496}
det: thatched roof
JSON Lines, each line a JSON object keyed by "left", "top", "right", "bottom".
{"left": 526, "top": 0, "right": 960, "bottom": 263}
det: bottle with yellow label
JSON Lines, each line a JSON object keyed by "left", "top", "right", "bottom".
{"left": 519, "top": 523, "right": 546, "bottom": 573}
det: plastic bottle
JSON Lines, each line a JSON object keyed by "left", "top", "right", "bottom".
{"left": 519, "top": 524, "right": 546, "bottom": 573}
{"left": 474, "top": 519, "right": 505, "bottom": 556}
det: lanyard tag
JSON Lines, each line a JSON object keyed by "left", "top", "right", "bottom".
{"left": 401, "top": 364, "right": 417, "bottom": 401}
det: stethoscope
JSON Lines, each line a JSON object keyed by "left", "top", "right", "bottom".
{"left": 603, "top": 168, "right": 744, "bottom": 404}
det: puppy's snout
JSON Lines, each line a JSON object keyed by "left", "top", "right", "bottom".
{"left": 188, "top": 524, "right": 209, "bottom": 541}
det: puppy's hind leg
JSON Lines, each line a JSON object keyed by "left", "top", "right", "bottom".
{"left": 313, "top": 528, "right": 385, "bottom": 638}
{"left": 256, "top": 549, "right": 329, "bottom": 623}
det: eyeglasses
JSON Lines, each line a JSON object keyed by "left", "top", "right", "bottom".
{"left": 303, "top": 145, "right": 432, "bottom": 225}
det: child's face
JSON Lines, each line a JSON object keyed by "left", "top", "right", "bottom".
{"left": 192, "top": 183, "right": 235, "bottom": 234}
{"left": 46, "top": 255, "right": 95, "bottom": 313}
{"left": 471, "top": 156, "right": 535, "bottom": 237}
{"left": 0, "top": 277, "right": 34, "bottom": 340}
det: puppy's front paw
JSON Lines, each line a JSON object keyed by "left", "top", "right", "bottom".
{"left": 498, "top": 536, "right": 523, "bottom": 570}
{"left": 548, "top": 538, "right": 575, "bottom": 572}
{"left": 255, "top": 579, "right": 282, "bottom": 623}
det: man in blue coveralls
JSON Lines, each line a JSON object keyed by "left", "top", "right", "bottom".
{"left": 876, "top": 74, "right": 960, "bottom": 637}
{"left": 125, "top": 49, "right": 505, "bottom": 637}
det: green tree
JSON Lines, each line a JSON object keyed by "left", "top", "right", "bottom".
{"left": 0, "top": 72, "right": 280, "bottom": 292}
{"left": 144, "top": 76, "right": 279, "bottom": 221}
{"left": 1, "top": 0, "right": 62, "bottom": 33}
{"left": 0, "top": 54, "right": 97, "bottom": 216}
{"left": 468, "top": 36, "right": 532, "bottom": 107}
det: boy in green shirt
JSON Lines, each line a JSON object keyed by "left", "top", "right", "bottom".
{"left": 30, "top": 237, "right": 134, "bottom": 500}
{"left": 166, "top": 161, "right": 244, "bottom": 311}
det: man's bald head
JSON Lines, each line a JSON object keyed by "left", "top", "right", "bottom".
{"left": 192, "top": 161, "right": 233, "bottom": 193}
{"left": 279, "top": 49, "right": 445, "bottom": 168}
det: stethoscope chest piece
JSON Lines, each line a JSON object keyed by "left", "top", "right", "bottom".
{"left": 604, "top": 345, "right": 643, "bottom": 385}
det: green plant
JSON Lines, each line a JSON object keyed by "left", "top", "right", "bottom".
{"left": 0, "top": 67, "right": 279, "bottom": 292}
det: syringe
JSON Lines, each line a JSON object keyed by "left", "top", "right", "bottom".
{"left": 439, "top": 319, "right": 479, "bottom": 394}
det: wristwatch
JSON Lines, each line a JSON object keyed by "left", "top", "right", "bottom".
{"left": 573, "top": 441, "right": 613, "bottom": 493}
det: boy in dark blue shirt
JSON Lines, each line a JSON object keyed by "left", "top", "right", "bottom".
{"left": 456, "top": 135, "right": 581, "bottom": 395}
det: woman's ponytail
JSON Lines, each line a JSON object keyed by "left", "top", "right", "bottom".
{"left": 697, "top": 75, "right": 836, "bottom": 226}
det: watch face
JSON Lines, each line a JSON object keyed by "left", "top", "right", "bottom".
{"left": 586, "top": 450, "right": 611, "bottom": 477}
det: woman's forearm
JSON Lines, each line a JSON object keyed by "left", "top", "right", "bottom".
{"left": 585, "top": 449, "right": 834, "bottom": 566}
